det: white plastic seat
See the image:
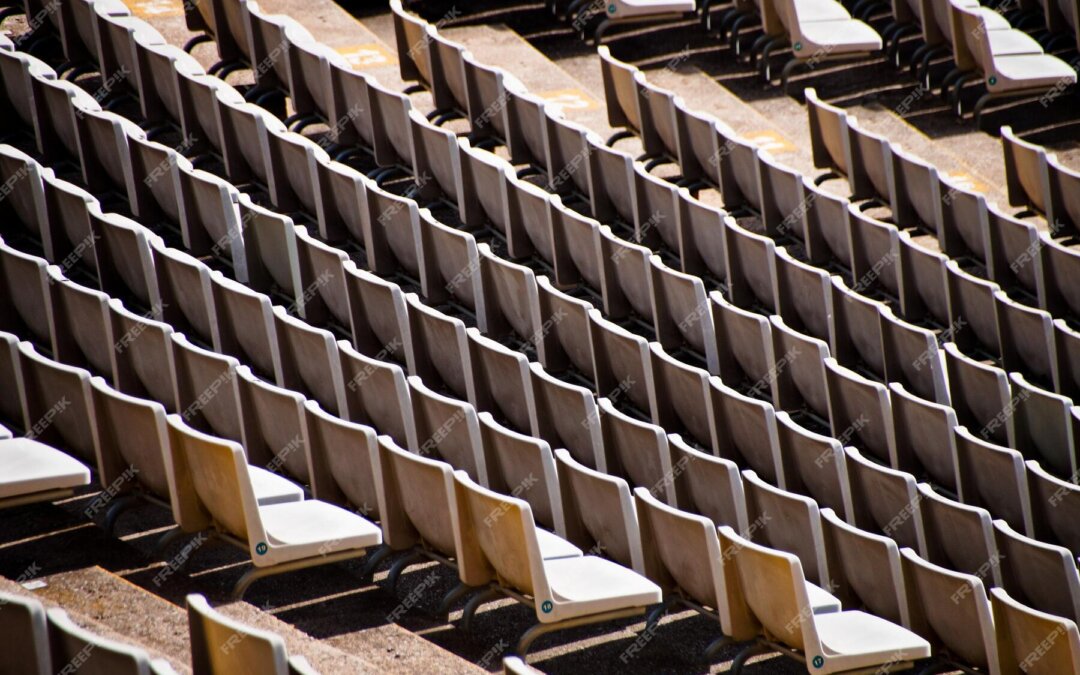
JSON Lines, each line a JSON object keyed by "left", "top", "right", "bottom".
{"left": 991, "top": 587, "right": 1080, "bottom": 674}
{"left": 451, "top": 469, "right": 660, "bottom": 657}
{"left": 0, "top": 591, "right": 50, "bottom": 674}
{"left": 726, "top": 525, "right": 928, "bottom": 673}
{"left": 0, "top": 437, "right": 91, "bottom": 508}
{"left": 166, "top": 413, "right": 376, "bottom": 599}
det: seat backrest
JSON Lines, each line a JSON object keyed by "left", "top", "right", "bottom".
{"left": 1001, "top": 126, "right": 1050, "bottom": 216}
{"left": 272, "top": 306, "right": 345, "bottom": 417}
{"left": 453, "top": 469, "right": 547, "bottom": 599}
{"left": 823, "top": 358, "right": 895, "bottom": 467}
{"left": 1009, "top": 371, "right": 1077, "bottom": 480}
{"left": 170, "top": 332, "right": 243, "bottom": 444}
{"left": 773, "top": 248, "right": 831, "bottom": 343}
{"left": 337, "top": 339, "right": 417, "bottom": 452}
{"left": 466, "top": 328, "right": 533, "bottom": 435}
{"left": 711, "top": 376, "right": 786, "bottom": 487}
{"left": 889, "top": 381, "right": 959, "bottom": 489}
{"left": 151, "top": 239, "right": 216, "bottom": 346}
{"left": 555, "top": 448, "right": 643, "bottom": 572}
{"left": 844, "top": 446, "right": 927, "bottom": 554}
{"left": 587, "top": 310, "right": 656, "bottom": 418}
{"left": 48, "top": 269, "right": 116, "bottom": 380}
{"left": 667, "top": 434, "right": 749, "bottom": 531}
{"left": 408, "top": 375, "right": 487, "bottom": 485}
{"left": 1026, "top": 459, "right": 1080, "bottom": 555}
{"left": 634, "top": 486, "right": 726, "bottom": 617}
{"left": 365, "top": 80, "right": 415, "bottom": 171}
{"left": 303, "top": 399, "right": 380, "bottom": 519}
{"left": 993, "top": 519, "right": 1080, "bottom": 624}
{"left": 954, "top": 424, "right": 1033, "bottom": 537}
{"left": 108, "top": 298, "right": 177, "bottom": 411}
{"left": 805, "top": 88, "right": 853, "bottom": 185}
{"left": 47, "top": 608, "right": 162, "bottom": 675}
{"left": 821, "top": 508, "right": 909, "bottom": 626}
{"left": 597, "top": 46, "right": 643, "bottom": 135}
{"left": 186, "top": 593, "right": 288, "bottom": 675}
{"left": 235, "top": 365, "right": 310, "bottom": 484}
{"left": 598, "top": 399, "right": 674, "bottom": 504}
{"left": 390, "top": 0, "right": 439, "bottom": 91}
{"left": 742, "top": 469, "right": 831, "bottom": 588}
{"left": 479, "top": 412, "right": 563, "bottom": 536}
{"left": 775, "top": 409, "right": 853, "bottom": 521}
{"left": 769, "top": 315, "right": 831, "bottom": 423}
{"left": 916, "top": 482, "right": 1003, "bottom": 585}
{"left": 0, "top": 591, "right": 51, "bottom": 675}
{"left": 1048, "top": 155, "right": 1080, "bottom": 241}
{"left": 728, "top": 525, "right": 813, "bottom": 652}
{"left": 649, "top": 344, "right": 718, "bottom": 455}
{"left": 677, "top": 190, "right": 727, "bottom": 281}
{"left": 901, "top": 548, "right": 998, "bottom": 670}
{"left": 374, "top": 434, "right": 458, "bottom": 556}
{"left": 342, "top": 261, "right": 412, "bottom": 367}
{"left": 90, "top": 376, "right": 171, "bottom": 502}
{"left": 17, "top": 342, "right": 97, "bottom": 466}
{"left": 165, "top": 413, "right": 259, "bottom": 540}
{"left": 405, "top": 293, "right": 471, "bottom": 400}
{"left": 943, "top": 342, "right": 1013, "bottom": 447}
{"left": 991, "top": 587, "right": 1080, "bottom": 675}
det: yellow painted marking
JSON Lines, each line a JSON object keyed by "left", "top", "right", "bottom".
{"left": 537, "top": 88, "right": 599, "bottom": 113}
{"left": 743, "top": 129, "right": 796, "bottom": 155}
{"left": 336, "top": 43, "right": 397, "bottom": 69}
{"left": 128, "top": 0, "right": 185, "bottom": 18}
{"left": 942, "top": 171, "right": 988, "bottom": 195}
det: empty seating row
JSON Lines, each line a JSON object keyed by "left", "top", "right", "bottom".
{"left": 0, "top": 590, "right": 317, "bottom": 674}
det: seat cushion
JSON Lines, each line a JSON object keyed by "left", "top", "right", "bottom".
{"left": 536, "top": 528, "right": 584, "bottom": 560}
{"left": 249, "top": 465, "right": 305, "bottom": 506}
{"left": 611, "top": 0, "right": 697, "bottom": 18}
{"left": 986, "top": 29, "right": 1047, "bottom": 56}
{"left": 543, "top": 555, "right": 662, "bottom": 618}
{"left": 793, "top": 0, "right": 854, "bottom": 22}
{"left": 989, "top": 54, "right": 1078, "bottom": 92}
{"left": 814, "top": 610, "right": 931, "bottom": 669}
{"left": 797, "top": 19, "right": 883, "bottom": 53}
{"left": 0, "top": 438, "right": 91, "bottom": 500}
{"left": 260, "top": 499, "right": 382, "bottom": 553}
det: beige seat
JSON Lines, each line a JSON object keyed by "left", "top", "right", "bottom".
{"left": 711, "top": 377, "right": 786, "bottom": 487}
{"left": 0, "top": 591, "right": 50, "bottom": 674}
{"left": 466, "top": 328, "right": 536, "bottom": 436}
{"left": 901, "top": 548, "right": 1000, "bottom": 673}
{"left": 479, "top": 412, "right": 566, "bottom": 537}
{"left": 742, "top": 470, "right": 835, "bottom": 590}
{"left": 452, "top": 470, "right": 660, "bottom": 657}
{"left": 47, "top": 608, "right": 177, "bottom": 674}
{"left": 187, "top": 593, "right": 314, "bottom": 675}
{"left": 991, "top": 587, "right": 1080, "bottom": 675}
{"left": 337, "top": 339, "right": 417, "bottom": 452}
{"left": 408, "top": 375, "right": 488, "bottom": 485}
{"left": 844, "top": 446, "right": 928, "bottom": 554}
{"left": 820, "top": 508, "right": 912, "bottom": 628}
{"left": 234, "top": 366, "right": 311, "bottom": 487}
{"left": 650, "top": 345, "right": 718, "bottom": 453}
{"left": 917, "top": 483, "right": 1003, "bottom": 585}
{"left": 667, "top": 435, "right": 749, "bottom": 531}
{"left": 165, "top": 413, "right": 378, "bottom": 599}
{"left": 303, "top": 399, "right": 380, "bottom": 521}
{"left": 529, "top": 363, "right": 605, "bottom": 471}
{"left": 555, "top": 448, "right": 643, "bottom": 573}
{"left": 711, "top": 291, "right": 776, "bottom": 394}
{"left": 272, "top": 306, "right": 346, "bottom": 417}
{"left": 726, "top": 526, "right": 928, "bottom": 673}
{"left": 993, "top": 519, "right": 1080, "bottom": 624}
{"left": 1026, "top": 459, "right": 1080, "bottom": 556}
{"left": 954, "top": 425, "right": 1033, "bottom": 537}
{"left": 823, "top": 358, "right": 896, "bottom": 468}
{"left": 775, "top": 410, "right": 854, "bottom": 521}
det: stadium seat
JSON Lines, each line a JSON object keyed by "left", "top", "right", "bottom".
{"left": 466, "top": 328, "right": 535, "bottom": 435}
{"left": 770, "top": 314, "right": 831, "bottom": 421}
{"left": 1026, "top": 458, "right": 1080, "bottom": 555}
{"left": 995, "top": 291, "right": 1054, "bottom": 385}
{"left": 953, "top": 424, "right": 1033, "bottom": 536}
{"left": 711, "top": 291, "right": 775, "bottom": 393}
{"left": 844, "top": 446, "right": 927, "bottom": 553}
{"left": 991, "top": 587, "right": 1080, "bottom": 675}
{"left": 824, "top": 357, "right": 896, "bottom": 467}
{"left": 88, "top": 208, "right": 162, "bottom": 312}
{"left": 234, "top": 365, "right": 312, "bottom": 485}
{"left": 187, "top": 593, "right": 315, "bottom": 675}
{"left": 0, "top": 591, "right": 51, "bottom": 674}
{"left": 272, "top": 307, "right": 347, "bottom": 416}
{"left": 476, "top": 247, "right": 542, "bottom": 345}
{"left": 209, "top": 271, "right": 279, "bottom": 381}
{"left": 48, "top": 270, "right": 116, "bottom": 381}
{"left": 649, "top": 344, "right": 718, "bottom": 453}
{"left": 993, "top": 519, "right": 1080, "bottom": 623}
{"left": 880, "top": 307, "right": 948, "bottom": 404}
{"left": 235, "top": 196, "right": 302, "bottom": 311}
{"left": 337, "top": 339, "right": 417, "bottom": 452}
{"left": 773, "top": 247, "right": 832, "bottom": 343}
{"left": 775, "top": 409, "right": 854, "bottom": 520}
{"left": 916, "top": 483, "right": 1002, "bottom": 584}
{"left": 166, "top": 413, "right": 375, "bottom": 599}
{"left": 727, "top": 526, "right": 928, "bottom": 673}
{"left": 598, "top": 398, "right": 676, "bottom": 504}
{"left": 343, "top": 261, "right": 413, "bottom": 364}
{"left": 0, "top": 436, "right": 92, "bottom": 510}
{"left": 405, "top": 293, "right": 472, "bottom": 400}
{"left": 108, "top": 299, "right": 178, "bottom": 410}
{"left": 529, "top": 365, "right": 605, "bottom": 469}
{"left": 47, "top": 608, "right": 177, "bottom": 674}
{"left": 17, "top": 341, "right": 97, "bottom": 467}
{"left": 408, "top": 375, "right": 488, "bottom": 484}
{"left": 302, "top": 398, "right": 381, "bottom": 518}
{"left": 667, "top": 435, "right": 749, "bottom": 529}
{"left": 1009, "top": 371, "right": 1079, "bottom": 479}
{"left": 452, "top": 469, "right": 659, "bottom": 656}
{"left": 711, "top": 378, "right": 787, "bottom": 486}
{"left": 943, "top": 341, "right": 1013, "bottom": 447}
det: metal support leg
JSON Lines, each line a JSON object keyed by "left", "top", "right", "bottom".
{"left": 702, "top": 635, "right": 733, "bottom": 662}
{"left": 101, "top": 495, "right": 140, "bottom": 535}
{"left": 972, "top": 92, "right": 994, "bottom": 128}
{"left": 731, "top": 642, "right": 772, "bottom": 673}
{"left": 606, "top": 129, "right": 635, "bottom": 147}
{"left": 360, "top": 544, "right": 393, "bottom": 581}
{"left": 436, "top": 582, "right": 476, "bottom": 619}
{"left": 461, "top": 587, "right": 503, "bottom": 633}
{"left": 153, "top": 526, "right": 186, "bottom": 556}
{"left": 385, "top": 550, "right": 425, "bottom": 595}
{"left": 182, "top": 34, "right": 213, "bottom": 54}
{"left": 780, "top": 58, "right": 804, "bottom": 92}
